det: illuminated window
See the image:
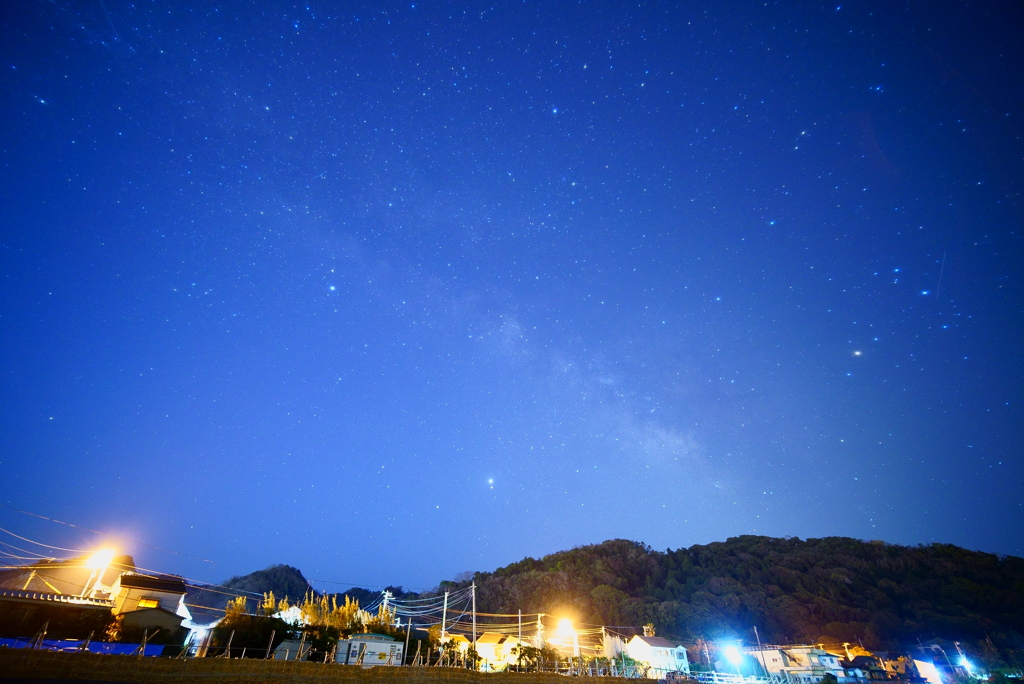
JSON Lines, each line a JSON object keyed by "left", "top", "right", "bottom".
{"left": 137, "top": 598, "right": 159, "bottom": 609}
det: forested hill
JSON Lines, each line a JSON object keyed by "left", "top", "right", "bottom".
{"left": 186, "top": 564, "right": 313, "bottom": 616}
{"left": 183, "top": 564, "right": 414, "bottom": 617}
{"left": 446, "top": 537, "right": 1024, "bottom": 653}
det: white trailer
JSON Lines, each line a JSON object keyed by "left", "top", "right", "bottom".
{"left": 337, "top": 633, "right": 403, "bottom": 667}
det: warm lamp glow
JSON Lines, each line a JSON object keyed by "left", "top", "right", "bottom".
{"left": 555, "top": 618, "right": 575, "bottom": 637}
{"left": 86, "top": 549, "right": 116, "bottom": 569}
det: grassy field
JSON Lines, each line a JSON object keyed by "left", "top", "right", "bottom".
{"left": 0, "top": 649, "right": 634, "bottom": 684}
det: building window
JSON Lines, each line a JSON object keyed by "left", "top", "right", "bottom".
{"left": 138, "top": 598, "right": 159, "bottom": 609}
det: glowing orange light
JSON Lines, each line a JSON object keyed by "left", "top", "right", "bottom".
{"left": 85, "top": 549, "right": 115, "bottom": 569}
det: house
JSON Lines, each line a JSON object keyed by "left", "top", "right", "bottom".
{"left": 913, "top": 660, "right": 944, "bottom": 684}
{"left": 625, "top": 634, "right": 690, "bottom": 678}
{"left": 912, "top": 641, "right": 969, "bottom": 681}
{"left": 0, "top": 555, "right": 134, "bottom": 598}
{"left": 107, "top": 573, "right": 191, "bottom": 639}
{"left": 109, "top": 573, "right": 190, "bottom": 618}
{"left": 475, "top": 631, "right": 522, "bottom": 671}
{"left": 0, "top": 588, "right": 113, "bottom": 640}
{"left": 442, "top": 633, "right": 470, "bottom": 653}
{"left": 749, "top": 646, "right": 847, "bottom": 683}
{"left": 837, "top": 653, "right": 891, "bottom": 681}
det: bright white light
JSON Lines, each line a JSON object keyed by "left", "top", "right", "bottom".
{"left": 724, "top": 645, "right": 743, "bottom": 667}
{"left": 86, "top": 549, "right": 115, "bottom": 569}
{"left": 959, "top": 657, "right": 972, "bottom": 672}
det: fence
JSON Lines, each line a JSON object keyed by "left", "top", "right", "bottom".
{"left": 0, "top": 636, "right": 165, "bottom": 656}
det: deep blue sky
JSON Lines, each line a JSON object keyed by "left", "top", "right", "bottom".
{"left": 2, "top": 0, "right": 1022, "bottom": 591}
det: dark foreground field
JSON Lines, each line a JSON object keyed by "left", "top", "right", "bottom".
{"left": 0, "top": 650, "right": 626, "bottom": 684}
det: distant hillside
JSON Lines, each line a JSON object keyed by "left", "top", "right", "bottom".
{"left": 179, "top": 536, "right": 1024, "bottom": 667}
{"left": 438, "top": 537, "right": 1024, "bottom": 657}
{"left": 186, "top": 564, "right": 313, "bottom": 617}
{"left": 183, "top": 564, "right": 413, "bottom": 619}
{"left": 222, "top": 564, "right": 313, "bottom": 599}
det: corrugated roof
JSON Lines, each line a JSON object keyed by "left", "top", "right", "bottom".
{"left": 633, "top": 635, "right": 682, "bottom": 648}
{"left": 115, "top": 573, "right": 186, "bottom": 594}
{"left": 0, "top": 589, "right": 113, "bottom": 608}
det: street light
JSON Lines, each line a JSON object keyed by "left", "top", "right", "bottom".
{"left": 554, "top": 618, "right": 580, "bottom": 658}
{"left": 954, "top": 642, "right": 974, "bottom": 677}
{"left": 724, "top": 644, "right": 743, "bottom": 678}
{"left": 86, "top": 549, "right": 115, "bottom": 570}
{"left": 80, "top": 548, "right": 116, "bottom": 598}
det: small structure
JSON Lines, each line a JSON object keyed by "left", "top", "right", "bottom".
{"left": 273, "top": 639, "right": 310, "bottom": 661}
{"left": 109, "top": 573, "right": 190, "bottom": 617}
{"left": 0, "top": 589, "right": 112, "bottom": 641}
{"left": 475, "top": 631, "right": 522, "bottom": 671}
{"left": 336, "top": 633, "right": 404, "bottom": 667}
{"left": 108, "top": 573, "right": 191, "bottom": 639}
{"left": 838, "top": 653, "right": 891, "bottom": 681}
{"left": 625, "top": 634, "right": 690, "bottom": 679}
{"left": 748, "top": 646, "right": 847, "bottom": 683}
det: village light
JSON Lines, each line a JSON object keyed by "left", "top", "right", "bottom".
{"left": 959, "top": 657, "right": 973, "bottom": 673}
{"left": 80, "top": 548, "right": 116, "bottom": 598}
{"left": 553, "top": 618, "right": 580, "bottom": 658}
{"left": 86, "top": 549, "right": 116, "bottom": 569}
{"left": 723, "top": 644, "right": 744, "bottom": 678}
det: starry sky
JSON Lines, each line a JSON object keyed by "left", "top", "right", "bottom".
{"left": 1, "top": 0, "right": 1022, "bottom": 591}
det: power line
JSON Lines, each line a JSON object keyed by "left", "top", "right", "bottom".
{"left": 0, "top": 525, "right": 90, "bottom": 553}
{"left": 1, "top": 505, "right": 221, "bottom": 566}
{"left": 3, "top": 506, "right": 417, "bottom": 594}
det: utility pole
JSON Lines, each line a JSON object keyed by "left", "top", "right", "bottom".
{"left": 518, "top": 610, "right": 522, "bottom": 644}
{"left": 754, "top": 626, "right": 766, "bottom": 675}
{"left": 441, "top": 591, "right": 449, "bottom": 640}
{"left": 405, "top": 618, "right": 412, "bottom": 666}
{"left": 471, "top": 582, "right": 477, "bottom": 666}
{"left": 79, "top": 568, "right": 97, "bottom": 597}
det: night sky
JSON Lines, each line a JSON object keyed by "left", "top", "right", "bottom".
{"left": 2, "top": 0, "right": 1022, "bottom": 591}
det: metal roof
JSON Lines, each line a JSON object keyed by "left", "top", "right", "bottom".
{"left": 0, "top": 589, "right": 113, "bottom": 608}
{"left": 114, "top": 573, "right": 187, "bottom": 594}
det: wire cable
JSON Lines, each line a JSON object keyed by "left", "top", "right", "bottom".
{"left": 0, "top": 526, "right": 90, "bottom": 553}
{"left": 2, "top": 505, "right": 221, "bottom": 566}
